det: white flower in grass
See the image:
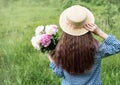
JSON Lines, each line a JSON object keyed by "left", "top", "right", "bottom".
{"left": 31, "top": 35, "right": 41, "bottom": 50}
{"left": 45, "top": 25, "right": 58, "bottom": 35}
{"left": 35, "top": 25, "right": 44, "bottom": 35}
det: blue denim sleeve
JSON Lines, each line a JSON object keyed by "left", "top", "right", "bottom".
{"left": 99, "top": 35, "right": 120, "bottom": 58}
{"left": 50, "top": 62, "right": 64, "bottom": 78}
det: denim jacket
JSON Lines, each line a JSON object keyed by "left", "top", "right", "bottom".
{"left": 50, "top": 35, "right": 120, "bottom": 85}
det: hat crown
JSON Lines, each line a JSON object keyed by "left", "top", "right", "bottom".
{"left": 66, "top": 5, "right": 87, "bottom": 24}
{"left": 59, "top": 5, "right": 95, "bottom": 36}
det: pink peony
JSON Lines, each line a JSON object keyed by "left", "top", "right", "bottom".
{"left": 50, "top": 24, "right": 58, "bottom": 33}
{"left": 45, "top": 25, "right": 58, "bottom": 35}
{"left": 40, "top": 34, "right": 52, "bottom": 47}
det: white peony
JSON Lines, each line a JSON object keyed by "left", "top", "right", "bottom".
{"left": 45, "top": 25, "right": 58, "bottom": 35}
{"left": 31, "top": 35, "right": 41, "bottom": 50}
{"left": 35, "top": 25, "right": 44, "bottom": 35}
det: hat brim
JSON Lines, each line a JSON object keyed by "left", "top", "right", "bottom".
{"left": 59, "top": 6, "right": 95, "bottom": 36}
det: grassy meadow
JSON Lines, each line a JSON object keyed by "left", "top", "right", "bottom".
{"left": 0, "top": 0, "right": 120, "bottom": 85}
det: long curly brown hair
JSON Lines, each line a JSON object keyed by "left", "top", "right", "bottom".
{"left": 52, "top": 32, "right": 99, "bottom": 74}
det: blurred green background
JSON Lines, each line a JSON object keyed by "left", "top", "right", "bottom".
{"left": 0, "top": 0, "right": 120, "bottom": 85}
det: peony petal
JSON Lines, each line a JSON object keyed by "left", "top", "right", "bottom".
{"left": 40, "top": 34, "right": 52, "bottom": 47}
{"left": 35, "top": 25, "right": 44, "bottom": 35}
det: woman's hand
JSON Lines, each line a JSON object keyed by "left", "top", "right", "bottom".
{"left": 84, "top": 23, "right": 108, "bottom": 39}
{"left": 47, "top": 50, "right": 55, "bottom": 63}
{"left": 83, "top": 23, "right": 97, "bottom": 32}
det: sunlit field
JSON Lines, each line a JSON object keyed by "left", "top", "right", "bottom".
{"left": 0, "top": 0, "right": 120, "bottom": 85}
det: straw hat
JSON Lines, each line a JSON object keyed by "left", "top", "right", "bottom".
{"left": 59, "top": 5, "right": 95, "bottom": 36}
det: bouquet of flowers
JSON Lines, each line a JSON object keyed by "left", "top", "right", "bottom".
{"left": 31, "top": 24, "right": 59, "bottom": 52}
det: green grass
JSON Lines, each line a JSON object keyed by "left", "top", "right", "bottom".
{"left": 0, "top": 0, "right": 120, "bottom": 85}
